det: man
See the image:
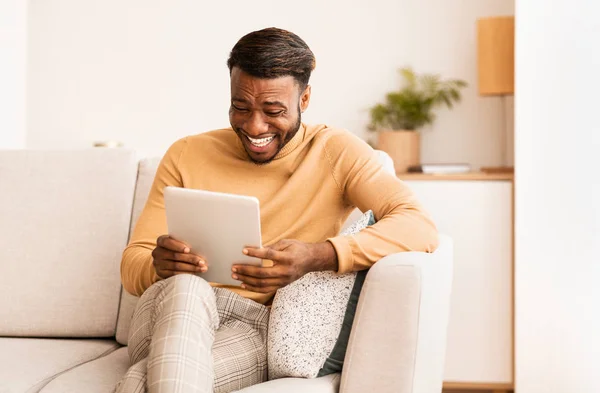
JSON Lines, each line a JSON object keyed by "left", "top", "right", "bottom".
{"left": 117, "top": 27, "right": 438, "bottom": 393}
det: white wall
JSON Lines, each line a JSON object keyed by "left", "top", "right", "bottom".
{"left": 27, "top": 0, "right": 513, "bottom": 163}
{"left": 515, "top": 1, "right": 600, "bottom": 392}
{"left": 0, "top": 0, "right": 27, "bottom": 149}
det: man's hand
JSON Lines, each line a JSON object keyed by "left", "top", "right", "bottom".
{"left": 152, "top": 235, "right": 207, "bottom": 279}
{"left": 231, "top": 239, "right": 338, "bottom": 293}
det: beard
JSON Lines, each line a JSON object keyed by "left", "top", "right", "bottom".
{"left": 279, "top": 106, "right": 302, "bottom": 151}
{"left": 238, "top": 105, "right": 302, "bottom": 165}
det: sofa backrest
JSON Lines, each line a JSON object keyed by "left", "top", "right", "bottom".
{"left": 115, "top": 150, "right": 396, "bottom": 345}
{"left": 0, "top": 149, "right": 138, "bottom": 337}
{"left": 116, "top": 157, "right": 160, "bottom": 344}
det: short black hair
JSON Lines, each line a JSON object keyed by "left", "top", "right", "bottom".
{"left": 227, "top": 27, "right": 316, "bottom": 90}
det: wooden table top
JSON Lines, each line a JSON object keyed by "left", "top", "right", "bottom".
{"left": 397, "top": 172, "right": 514, "bottom": 181}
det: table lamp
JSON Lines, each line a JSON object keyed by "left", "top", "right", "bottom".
{"left": 477, "top": 15, "right": 514, "bottom": 173}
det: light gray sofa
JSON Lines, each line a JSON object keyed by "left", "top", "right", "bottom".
{"left": 0, "top": 149, "right": 453, "bottom": 393}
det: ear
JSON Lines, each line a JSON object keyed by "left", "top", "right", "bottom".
{"left": 299, "top": 85, "right": 311, "bottom": 113}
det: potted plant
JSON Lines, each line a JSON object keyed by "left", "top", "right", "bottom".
{"left": 368, "top": 68, "right": 467, "bottom": 172}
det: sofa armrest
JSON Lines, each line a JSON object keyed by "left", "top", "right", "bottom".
{"left": 340, "top": 234, "right": 453, "bottom": 393}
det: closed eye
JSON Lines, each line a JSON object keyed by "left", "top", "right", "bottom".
{"left": 265, "top": 110, "right": 285, "bottom": 117}
{"left": 232, "top": 105, "right": 249, "bottom": 112}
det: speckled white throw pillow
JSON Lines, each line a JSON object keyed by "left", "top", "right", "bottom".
{"left": 267, "top": 211, "right": 374, "bottom": 380}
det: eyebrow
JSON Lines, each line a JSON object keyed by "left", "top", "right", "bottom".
{"left": 263, "top": 100, "right": 286, "bottom": 107}
{"left": 231, "top": 97, "right": 287, "bottom": 108}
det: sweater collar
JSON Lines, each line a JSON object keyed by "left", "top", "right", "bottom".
{"left": 273, "top": 123, "right": 306, "bottom": 160}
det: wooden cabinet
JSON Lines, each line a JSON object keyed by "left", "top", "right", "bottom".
{"left": 400, "top": 173, "right": 514, "bottom": 391}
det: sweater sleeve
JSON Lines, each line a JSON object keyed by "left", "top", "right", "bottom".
{"left": 325, "top": 131, "right": 439, "bottom": 274}
{"left": 120, "top": 138, "right": 187, "bottom": 296}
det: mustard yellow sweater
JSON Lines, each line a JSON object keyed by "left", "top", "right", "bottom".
{"left": 121, "top": 124, "right": 438, "bottom": 303}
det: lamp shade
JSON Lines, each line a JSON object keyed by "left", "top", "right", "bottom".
{"left": 477, "top": 16, "right": 514, "bottom": 95}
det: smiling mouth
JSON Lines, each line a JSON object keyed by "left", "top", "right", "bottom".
{"left": 246, "top": 134, "right": 275, "bottom": 148}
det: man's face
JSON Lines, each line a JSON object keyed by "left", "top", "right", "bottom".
{"left": 229, "top": 67, "right": 311, "bottom": 164}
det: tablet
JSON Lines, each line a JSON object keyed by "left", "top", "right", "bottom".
{"left": 163, "top": 186, "right": 263, "bottom": 286}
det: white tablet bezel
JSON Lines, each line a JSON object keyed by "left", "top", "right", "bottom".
{"left": 163, "top": 186, "right": 263, "bottom": 286}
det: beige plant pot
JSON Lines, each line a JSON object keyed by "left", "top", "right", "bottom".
{"left": 377, "top": 130, "right": 420, "bottom": 173}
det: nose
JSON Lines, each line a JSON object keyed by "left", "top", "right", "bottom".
{"left": 243, "top": 112, "right": 269, "bottom": 136}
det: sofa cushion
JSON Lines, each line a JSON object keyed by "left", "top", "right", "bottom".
{"left": 116, "top": 157, "right": 161, "bottom": 345}
{"left": 267, "top": 211, "right": 375, "bottom": 380}
{"left": 233, "top": 373, "right": 340, "bottom": 393}
{"left": 39, "top": 346, "right": 130, "bottom": 393}
{"left": 374, "top": 149, "right": 395, "bottom": 175}
{"left": 0, "top": 149, "right": 138, "bottom": 337}
{"left": 37, "top": 346, "right": 338, "bottom": 393}
{"left": 0, "top": 337, "right": 119, "bottom": 393}
{"left": 115, "top": 290, "right": 139, "bottom": 345}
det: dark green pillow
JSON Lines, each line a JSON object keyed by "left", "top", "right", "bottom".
{"left": 317, "top": 211, "right": 376, "bottom": 377}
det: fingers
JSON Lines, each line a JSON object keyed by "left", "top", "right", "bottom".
{"left": 153, "top": 235, "right": 205, "bottom": 266}
{"left": 232, "top": 273, "right": 281, "bottom": 293}
{"left": 166, "top": 261, "right": 205, "bottom": 273}
{"left": 237, "top": 283, "right": 279, "bottom": 293}
{"left": 231, "top": 265, "right": 291, "bottom": 293}
{"left": 157, "top": 235, "right": 190, "bottom": 253}
{"left": 152, "top": 247, "right": 205, "bottom": 266}
{"left": 243, "top": 246, "right": 288, "bottom": 262}
{"left": 153, "top": 235, "right": 207, "bottom": 279}
{"left": 167, "top": 250, "right": 205, "bottom": 266}
{"left": 157, "top": 270, "right": 200, "bottom": 279}
{"left": 232, "top": 264, "right": 279, "bottom": 278}
{"left": 155, "top": 260, "right": 207, "bottom": 278}
{"left": 233, "top": 243, "right": 295, "bottom": 289}
{"left": 232, "top": 273, "right": 281, "bottom": 288}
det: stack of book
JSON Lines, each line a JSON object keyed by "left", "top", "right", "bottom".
{"left": 407, "top": 163, "right": 471, "bottom": 174}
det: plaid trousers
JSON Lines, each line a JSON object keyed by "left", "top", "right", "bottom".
{"left": 114, "top": 274, "right": 269, "bottom": 393}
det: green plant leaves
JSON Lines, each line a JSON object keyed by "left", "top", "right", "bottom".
{"left": 368, "top": 67, "right": 467, "bottom": 131}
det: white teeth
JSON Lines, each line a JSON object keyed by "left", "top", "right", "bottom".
{"left": 247, "top": 135, "right": 274, "bottom": 147}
